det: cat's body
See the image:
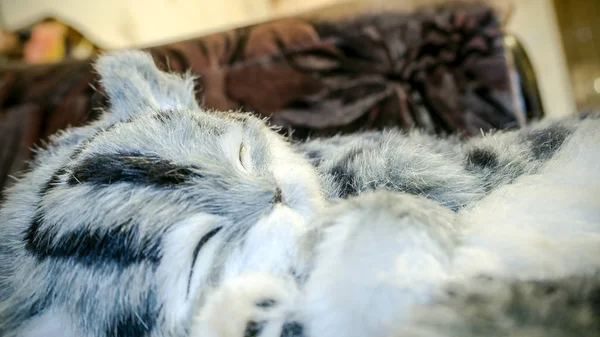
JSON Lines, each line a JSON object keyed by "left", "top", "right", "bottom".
{"left": 0, "top": 51, "right": 599, "bottom": 337}
{"left": 299, "top": 116, "right": 600, "bottom": 337}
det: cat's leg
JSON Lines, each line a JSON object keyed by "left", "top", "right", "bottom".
{"left": 460, "top": 115, "right": 597, "bottom": 194}
{"left": 393, "top": 272, "right": 600, "bottom": 337}
{"left": 301, "top": 131, "right": 484, "bottom": 210}
{"left": 304, "top": 115, "right": 596, "bottom": 212}
{"left": 299, "top": 191, "right": 459, "bottom": 337}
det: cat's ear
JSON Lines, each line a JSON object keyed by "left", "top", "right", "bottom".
{"left": 94, "top": 50, "right": 200, "bottom": 122}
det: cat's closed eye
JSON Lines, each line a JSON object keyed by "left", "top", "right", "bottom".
{"left": 239, "top": 142, "right": 253, "bottom": 171}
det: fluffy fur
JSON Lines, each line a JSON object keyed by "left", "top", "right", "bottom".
{"left": 299, "top": 118, "right": 600, "bottom": 337}
{"left": 0, "top": 50, "right": 599, "bottom": 337}
{"left": 0, "top": 51, "right": 323, "bottom": 337}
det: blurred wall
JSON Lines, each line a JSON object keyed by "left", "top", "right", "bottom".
{"left": 553, "top": 0, "right": 600, "bottom": 111}
{"left": 0, "top": 0, "right": 272, "bottom": 48}
{"left": 507, "top": 0, "right": 576, "bottom": 118}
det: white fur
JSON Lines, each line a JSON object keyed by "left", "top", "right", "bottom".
{"left": 222, "top": 204, "right": 311, "bottom": 281}
{"left": 189, "top": 273, "right": 299, "bottom": 337}
{"left": 453, "top": 119, "right": 600, "bottom": 280}
{"left": 301, "top": 193, "right": 458, "bottom": 337}
{"left": 158, "top": 214, "right": 227, "bottom": 332}
{"left": 16, "top": 309, "right": 77, "bottom": 337}
{"left": 266, "top": 132, "right": 325, "bottom": 222}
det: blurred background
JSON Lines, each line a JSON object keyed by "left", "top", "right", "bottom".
{"left": 1, "top": 0, "right": 598, "bottom": 116}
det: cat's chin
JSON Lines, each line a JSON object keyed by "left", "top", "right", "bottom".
{"left": 187, "top": 206, "right": 310, "bottom": 337}
{"left": 220, "top": 204, "right": 313, "bottom": 281}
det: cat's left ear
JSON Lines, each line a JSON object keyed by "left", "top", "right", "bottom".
{"left": 94, "top": 50, "right": 200, "bottom": 122}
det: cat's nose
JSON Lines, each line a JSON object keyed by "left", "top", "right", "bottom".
{"left": 272, "top": 188, "right": 283, "bottom": 204}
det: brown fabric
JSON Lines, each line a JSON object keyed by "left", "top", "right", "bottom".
{"left": 0, "top": 3, "right": 524, "bottom": 200}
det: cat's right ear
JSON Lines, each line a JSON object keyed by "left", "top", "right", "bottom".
{"left": 94, "top": 50, "right": 200, "bottom": 123}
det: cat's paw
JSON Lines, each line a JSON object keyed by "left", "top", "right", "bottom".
{"left": 300, "top": 191, "right": 459, "bottom": 337}
{"left": 189, "top": 273, "right": 299, "bottom": 337}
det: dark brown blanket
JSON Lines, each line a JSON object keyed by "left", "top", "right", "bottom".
{"left": 0, "top": 3, "right": 525, "bottom": 200}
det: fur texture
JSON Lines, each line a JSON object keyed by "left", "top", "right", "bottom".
{"left": 0, "top": 50, "right": 599, "bottom": 337}
{"left": 0, "top": 51, "right": 323, "bottom": 337}
{"left": 298, "top": 117, "right": 600, "bottom": 337}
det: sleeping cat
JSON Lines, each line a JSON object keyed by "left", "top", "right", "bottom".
{"left": 0, "top": 51, "right": 324, "bottom": 337}
{"left": 0, "top": 50, "right": 598, "bottom": 337}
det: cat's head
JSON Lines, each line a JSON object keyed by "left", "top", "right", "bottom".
{"left": 83, "top": 50, "right": 323, "bottom": 225}
{"left": 0, "top": 50, "right": 323, "bottom": 336}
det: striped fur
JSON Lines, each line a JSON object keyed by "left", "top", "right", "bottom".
{"left": 0, "top": 51, "right": 323, "bottom": 337}
{"left": 1, "top": 50, "right": 599, "bottom": 337}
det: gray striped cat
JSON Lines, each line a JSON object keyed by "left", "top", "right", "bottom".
{"left": 1, "top": 50, "right": 599, "bottom": 337}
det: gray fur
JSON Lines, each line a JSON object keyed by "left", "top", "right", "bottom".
{"left": 0, "top": 51, "right": 323, "bottom": 337}
{"left": 1, "top": 50, "right": 599, "bottom": 337}
{"left": 397, "top": 273, "right": 600, "bottom": 337}
{"left": 295, "top": 118, "right": 579, "bottom": 209}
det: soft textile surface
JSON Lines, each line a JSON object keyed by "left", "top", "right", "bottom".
{"left": 0, "top": 3, "right": 522, "bottom": 201}
{"left": 0, "top": 51, "right": 598, "bottom": 337}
